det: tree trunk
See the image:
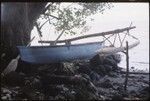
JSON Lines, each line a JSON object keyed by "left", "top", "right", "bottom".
{"left": 1, "top": 2, "right": 47, "bottom": 71}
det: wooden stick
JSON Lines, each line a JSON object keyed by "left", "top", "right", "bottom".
{"left": 121, "top": 32, "right": 127, "bottom": 46}
{"left": 38, "top": 26, "right": 136, "bottom": 44}
{"left": 120, "top": 22, "right": 133, "bottom": 47}
{"left": 124, "top": 41, "right": 129, "bottom": 91}
{"left": 117, "top": 33, "right": 122, "bottom": 46}
{"left": 102, "top": 34, "right": 114, "bottom": 46}
{"left": 39, "top": 19, "right": 50, "bottom": 29}
{"left": 113, "top": 34, "right": 117, "bottom": 45}
{"left": 35, "top": 22, "right": 44, "bottom": 46}
{"left": 54, "top": 29, "right": 65, "bottom": 45}
{"left": 35, "top": 22, "right": 42, "bottom": 37}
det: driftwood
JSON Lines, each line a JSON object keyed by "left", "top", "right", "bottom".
{"left": 38, "top": 26, "right": 136, "bottom": 44}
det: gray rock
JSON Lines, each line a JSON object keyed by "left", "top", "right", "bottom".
{"left": 111, "top": 54, "right": 121, "bottom": 63}
{"left": 2, "top": 88, "right": 12, "bottom": 94}
{"left": 112, "top": 94, "right": 123, "bottom": 100}
{"left": 104, "top": 57, "right": 117, "bottom": 66}
{"left": 90, "top": 71, "right": 100, "bottom": 81}
{"left": 104, "top": 65, "right": 113, "bottom": 72}
{"left": 6, "top": 94, "right": 11, "bottom": 100}
{"left": 90, "top": 54, "right": 104, "bottom": 66}
{"left": 1, "top": 96, "right": 8, "bottom": 100}
{"left": 100, "top": 79, "right": 113, "bottom": 88}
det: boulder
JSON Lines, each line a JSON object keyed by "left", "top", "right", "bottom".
{"left": 90, "top": 54, "right": 120, "bottom": 67}
{"left": 103, "top": 57, "right": 118, "bottom": 70}
{"left": 92, "top": 65, "right": 106, "bottom": 76}
{"left": 89, "top": 71, "right": 100, "bottom": 82}
{"left": 104, "top": 65, "right": 113, "bottom": 72}
{"left": 111, "top": 54, "right": 121, "bottom": 63}
{"left": 90, "top": 54, "right": 105, "bottom": 66}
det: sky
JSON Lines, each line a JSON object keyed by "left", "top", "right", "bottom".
{"left": 31, "top": 3, "right": 149, "bottom": 45}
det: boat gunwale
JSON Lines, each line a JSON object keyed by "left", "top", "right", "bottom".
{"left": 17, "top": 41, "right": 104, "bottom": 48}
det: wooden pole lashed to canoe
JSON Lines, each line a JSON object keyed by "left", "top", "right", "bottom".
{"left": 38, "top": 26, "right": 136, "bottom": 44}
{"left": 54, "top": 29, "right": 65, "bottom": 45}
{"left": 95, "top": 40, "right": 140, "bottom": 54}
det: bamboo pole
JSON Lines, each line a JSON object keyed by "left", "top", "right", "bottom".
{"left": 38, "top": 26, "right": 136, "bottom": 44}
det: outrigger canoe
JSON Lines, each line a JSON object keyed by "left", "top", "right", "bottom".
{"left": 17, "top": 26, "right": 140, "bottom": 64}
{"left": 17, "top": 41, "right": 104, "bottom": 64}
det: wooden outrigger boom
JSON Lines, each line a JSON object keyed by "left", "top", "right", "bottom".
{"left": 95, "top": 40, "right": 140, "bottom": 54}
{"left": 39, "top": 26, "right": 136, "bottom": 44}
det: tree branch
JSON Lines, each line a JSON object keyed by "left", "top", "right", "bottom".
{"left": 42, "top": 3, "right": 53, "bottom": 14}
{"left": 42, "top": 3, "right": 61, "bottom": 20}
{"left": 35, "top": 22, "right": 42, "bottom": 37}
{"left": 44, "top": 13, "right": 61, "bottom": 20}
{"left": 39, "top": 19, "right": 50, "bottom": 29}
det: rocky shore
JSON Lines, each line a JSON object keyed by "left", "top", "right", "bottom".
{"left": 1, "top": 54, "right": 149, "bottom": 100}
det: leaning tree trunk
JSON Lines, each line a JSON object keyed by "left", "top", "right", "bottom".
{"left": 1, "top": 2, "right": 47, "bottom": 72}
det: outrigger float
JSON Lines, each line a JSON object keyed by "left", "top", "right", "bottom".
{"left": 17, "top": 25, "right": 140, "bottom": 64}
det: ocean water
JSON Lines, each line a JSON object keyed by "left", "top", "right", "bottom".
{"left": 31, "top": 3, "right": 149, "bottom": 72}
